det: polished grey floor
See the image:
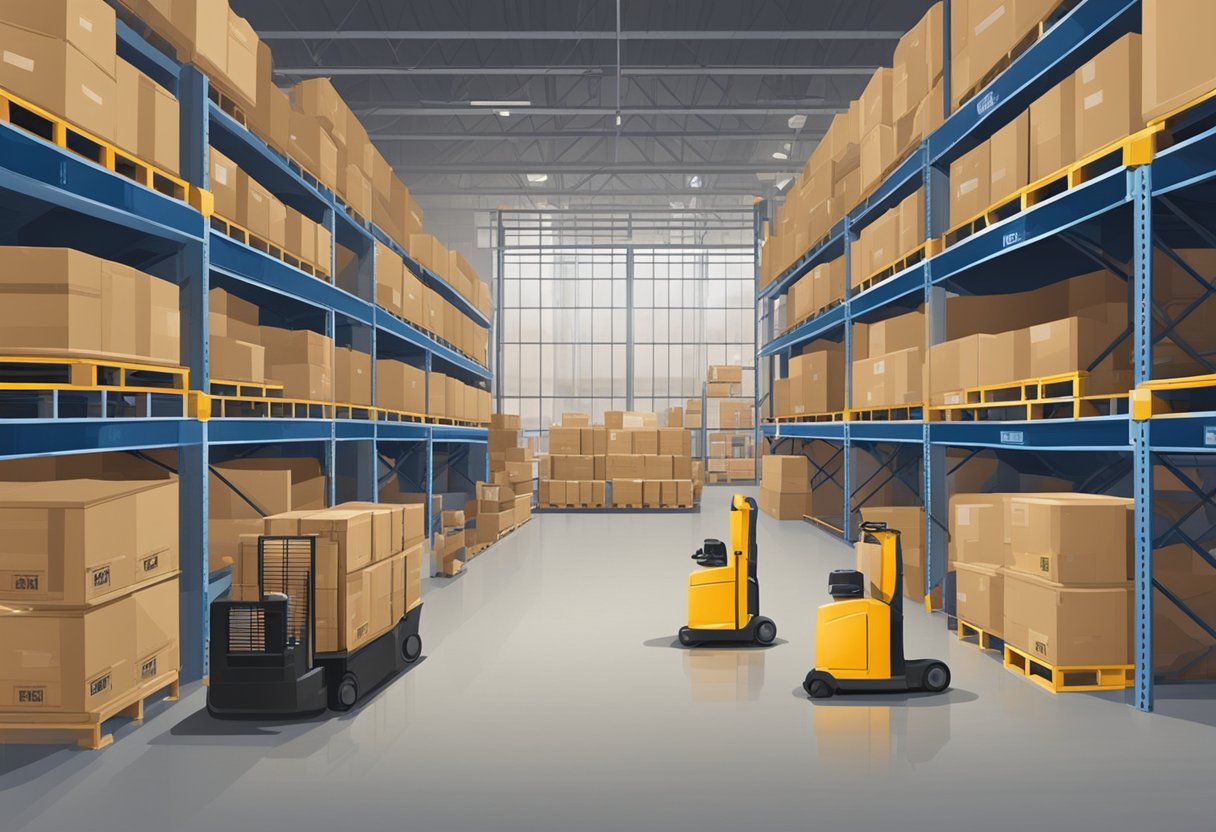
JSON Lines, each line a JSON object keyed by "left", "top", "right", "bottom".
{"left": 2, "top": 487, "right": 1214, "bottom": 831}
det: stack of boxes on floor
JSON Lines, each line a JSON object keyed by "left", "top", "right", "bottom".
{"left": 952, "top": 492, "right": 1134, "bottom": 673}
{"left": 759, "top": 456, "right": 812, "bottom": 521}
{"left": 760, "top": 3, "right": 944, "bottom": 287}
{"left": 230, "top": 502, "right": 424, "bottom": 654}
{"left": 465, "top": 414, "right": 533, "bottom": 553}
{"left": 540, "top": 411, "right": 701, "bottom": 509}
{"left": 435, "top": 510, "right": 468, "bottom": 577}
{"left": 707, "top": 365, "right": 755, "bottom": 483}
{"left": 0, "top": 456, "right": 180, "bottom": 728}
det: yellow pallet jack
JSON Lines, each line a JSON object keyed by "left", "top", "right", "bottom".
{"left": 678, "top": 495, "right": 777, "bottom": 647}
{"left": 803, "top": 521, "right": 950, "bottom": 698}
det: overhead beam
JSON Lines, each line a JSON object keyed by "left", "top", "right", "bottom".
{"left": 368, "top": 131, "right": 827, "bottom": 141}
{"left": 390, "top": 163, "right": 799, "bottom": 174}
{"left": 358, "top": 106, "right": 842, "bottom": 116}
{"left": 258, "top": 30, "right": 904, "bottom": 41}
{"left": 273, "top": 65, "right": 878, "bottom": 77}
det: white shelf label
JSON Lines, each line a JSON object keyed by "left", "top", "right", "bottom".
{"left": 1000, "top": 430, "right": 1025, "bottom": 445}
{"left": 1205, "top": 427, "right": 1216, "bottom": 447}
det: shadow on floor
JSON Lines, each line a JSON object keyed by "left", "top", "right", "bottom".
{"left": 1090, "top": 683, "right": 1216, "bottom": 728}
{"left": 642, "top": 635, "right": 789, "bottom": 650}
{"left": 791, "top": 685, "right": 980, "bottom": 707}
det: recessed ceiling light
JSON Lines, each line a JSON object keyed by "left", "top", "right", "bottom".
{"left": 526, "top": 173, "right": 548, "bottom": 184}
{"left": 772, "top": 151, "right": 789, "bottom": 160}
{"left": 688, "top": 175, "right": 704, "bottom": 189}
{"left": 783, "top": 142, "right": 792, "bottom": 151}
{"left": 498, "top": 110, "right": 510, "bottom": 117}
{"left": 788, "top": 114, "right": 807, "bottom": 130}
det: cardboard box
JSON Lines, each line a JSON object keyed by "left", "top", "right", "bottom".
{"left": 860, "top": 124, "right": 895, "bottom": 194}
{"left": 477, "top": 508, "right": 515, "bottom": 542}
{"left": 759, "top": 487, "right": 811, "bottom": 520}
{"left": 491, "top": 413, "right": 521, "bottom": 430}
{"left": 0, "top": 479, "right": 178, "bottom": 606}
{"left": 989, "top": 111, "right": 1029, "bottom": 205}
{"left": 640, "top": 480, "right": 661, "bottom": 508}
{"left": 298, "top": 509, "right": 374, "bottom": 578}
{"left": 210, "top": 336, "right": 265, "bottom": 383}
{"left": 708, "top": 365, "right": 743, "bottom": 384}
{"left": 977, "top": 329, "right": 1030, "bottom": 387}
{"left": 1003, "top": 570, "right": 1131, "bottom": 667}
{"left": 1074, "top": 33, "right": 1142, "bottom": 160}
{"left": 893, "top": 3, "right": 945, "bottom": 119}
{"left": 950, "top": 493, "right": 1013, "bottom": 566}
{"left": 1025, "top": 313, "right": 1124, "bottom": 381}
{"left": 607, "top": 454, "right": 646, "bottom": 480}
{"left": 632, "top": 429, "right": 659, "bottom": 455}
{"left": 643, "top": 455, "right": 674, "bottom": 480}
{"left": 927, "top": 335, "right": 983, "bottom": 405}
{"left": 612, "top": 479, "right": 644, "bottom": 507}
{"left": 867, "top": 310, "right": 925, "bottom": 355}
{"left": 950, "top": 139, "right": 991, "bottom": 228}
{"left": 761, "top": 456, "right": 810, "bottom": 493}
{"left": 551, "top": 455, "right": 594, "bottom": 481}
{"left": 224, "top": 8, "right": 257, "bottom": 109}
{"left": 376, "top": 359, "right": 426, "bottom": 414}
{"left": 0, "top": 575, "right": 178, "bottom": 714}
{"left": 334, "top": 347, "right": 372, "bottom": 406}
{"left": 264, "top": 328, "right": 333, "bottom": 401}
{"left": 859, "top": 67, "right": 893, "bottom": 138}
{"left": 1008, "top": 494, "right": 1132, "bottom": 584}
{"left": 1029, "top": 77, "right": 1076, "bottom": 182}
{"left": 2, "top": 1, "right": 117, "bottom": 78}
{"left": 719, "top": 401, "right": 753, "bottom": 428}
{"left": 1142, "top": 0, "right": 1216, "bottom": 122}
{"left": 658, "top": 428, "right": 691, "bottom": 456}
{"left": 0, "top": 23, "right": 117, "bottom": 143}
{"left": 955, "top": 562, "right": 1004, "bottom": 636}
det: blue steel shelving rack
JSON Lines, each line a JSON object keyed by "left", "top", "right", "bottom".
{"left": 756, "top": 0, "right": 1216, "bottom": 711}
{"left": 0, "top": 19, "right": 491, "bottom": 683}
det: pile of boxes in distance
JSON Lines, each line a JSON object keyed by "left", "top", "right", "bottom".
{"left": 540, "top": 411, "right": 703, "bottom": 509}
{"left": 0, "top": 455, "right": 181, "bottom": 737}
{"left": 230, "top": 502, "right": 425, "bottom": 654}
{"left": 950, "top": 492, "right": 1135, "bottom": 675}
{"left": 760, "top": 3, "right": 945, "bottom": 289}
{"left": 211, "top": 286, "right": 490, "bottom": 423}
{"left": 770, "top": 269, "right": 1130, "bottom": 419}
{"left": 706, "top": 365, "right": 756, "bottom": 483}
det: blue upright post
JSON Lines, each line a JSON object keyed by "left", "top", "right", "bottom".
{"left": 924, "top": 159, "right": 949, "bottom": 607}
{"left": 1132, "top": 163, "right": 1154, "bottom": 712}
{"left": 326, "top": 309, "right": 337, "bottom": 506}
{"left": 842, "top": 214, "right": 855, "bottom": 540}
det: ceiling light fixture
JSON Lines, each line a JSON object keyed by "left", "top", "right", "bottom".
{"left": 776, "top": 177, "right": 793, "bottom": 191}
{"left": 497, "top": 110, "right": 510, "bottom": 117}
{"left": 788, "top": 114, "right": 807, "bottom": 130}
{"left": 688, "top": 175, "right": 704, "bottom": 189}
{"left": 470, "top": 100, "right": 531, "bottom": 107}
{"left": 526, "top": 173, "right": 548, "bottom": 184}
{"left": 772, "top": 151, "right": 789, "bottom": 160}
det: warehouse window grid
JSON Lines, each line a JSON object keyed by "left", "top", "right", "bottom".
{"left": 494, "top": 210, "right": 756, "bottom": 435}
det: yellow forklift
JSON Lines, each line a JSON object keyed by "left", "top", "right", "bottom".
{"left": 679, "top": 495, "right": 777, "bottom": 647}
{"left": 803, "top": 521, "right": 950, "bottom": 698}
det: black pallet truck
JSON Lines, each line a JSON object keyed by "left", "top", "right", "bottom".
{"left": 207, "top": 536, "right": 422, "bottom": 717}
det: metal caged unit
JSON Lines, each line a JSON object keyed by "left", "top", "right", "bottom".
{"left": 755, "top": 0, "right": 1216, "bottom": 711}
{"left": 493, "top": 207, "right": 761, "bottom": 476}
{"left": 0, "top": 15, "right": 491, "bottom": 682}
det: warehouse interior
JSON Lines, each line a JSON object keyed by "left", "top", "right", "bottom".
{"left": 1, "top": 1, "right": 1216, "bottom": 830}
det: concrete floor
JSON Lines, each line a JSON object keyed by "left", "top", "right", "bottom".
{"left": 2, "top": 486, "right": 1215, "bottom": 831}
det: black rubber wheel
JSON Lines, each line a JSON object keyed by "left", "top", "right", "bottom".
{"left": 805, "top": 677, "right": 834, "bottom": 699}
{"left": 678, "top": 628, "right": 697, "bottom": 647}
{"left": 755, "top": 619, "right": 777, "bottom": 645}
{"left": 334, "top": 674, "right": 359, "bottom": 711}
{"left": 923, "top": 662, "right": 951, "bottom": 693}
{"left": 402, "top": 633, "right": 423, "bottom": 663}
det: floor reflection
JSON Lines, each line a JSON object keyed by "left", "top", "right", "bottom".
{"left": 683, "top": 648, "right": 766, "bottom": 703}
{"left": 809, "top": 695, "right": 953, "bottom": 769}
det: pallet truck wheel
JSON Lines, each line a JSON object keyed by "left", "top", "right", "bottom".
{"left": 402, "top": 633, "right": 422, "bottom": 663}
{"left": 805, "top": 677, "right": 833, "bottom": 699}
{"left": 335, "top": 674, "right": 359, "bottom": 711}
{"left": 678, "top": 628, "right": 697, "bottom": 647}
{"left": 923, "top": 662, "right": 951, "bottom": 693}
{"left": 755, "top": 619, "right": 777, "bottom": 645}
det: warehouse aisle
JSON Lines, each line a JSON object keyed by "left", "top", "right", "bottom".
{"left": 2, "top": 488, "right": 1215, "bottom": 832}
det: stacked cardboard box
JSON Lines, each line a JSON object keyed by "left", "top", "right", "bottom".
{"left": 0, "top": 476, "right": 181, "bottom": 722}
{"left": 707, "top": 365, "right": 743, "bottom": 397}
{"left": 1142, "top": 0, "right": 1216, "bottom": 123}
{"left": 0, "top": 247, "right": 181, "bottom": 369}
{"left": 951, "top": 491, "right": 1134, "bottom": 669}
{"left": 772, "top": 342, "right": 846, "bottom": 418}
{"left": 950, "top": 0, "right": 1061, "bottom": 110}
{"left": 231, "top": 501, "right": 424, "bottom": 654}
{"left": 470, "top": 413, "right": 532, "bottom": 545}
{"left": 851, "top": 310, "right": 926, "bottom": 411}
{"left": 540, "top": 411, "right": 696, "bottom": 509}
{"left": 437, "top": 510, "right": 467, "bottom": 576}
{"left": 786, "top": 256, "right": 847, "bottom": 331}
{"left": 759, "top": 455, "right": 811, "bottom": 520}
{"left": 685, "top": 398, "right": 703, "bottom": 429}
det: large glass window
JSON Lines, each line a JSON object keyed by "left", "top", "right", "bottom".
{"left": 495, "top": 211, "right": 755, "bottom": 435}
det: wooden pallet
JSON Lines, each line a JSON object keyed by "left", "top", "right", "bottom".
{"left": 928, "top": 372, "right": 1129, "bottom": 422}
{"left": 783, "top": 298, "right": 845, "bottom": 334}
{"left": 1003, "top": 644, "right": 1133, "bottom": 694}
{"left": 207, "top": 85, "right": 248, "bottom": 128}
{"left": 771, "top": 411, "right": 847, "bottom": 424}
{"left": 209, "top": 379, "right": 285, "bottom": 399}
{"left": 853, "top": 238, "right": 945, "bottom": 294}
{"left": 1131, "top": 373, "right": 1216, "bottom": 420}
{"left": 210, "top": 215, "right": 331, "bottom": 280}
{"left": 957, "top": 619, "right": 1002, "bottom": 652}
{"left": 0, "top": 87, "right": 207, "bottom": 213}
{"left": 0, "top": 673, "right": 179, "bottom": 750}
{"left": 0, "top": 355, "right": 189, "bottom": 418}
{"left": 847, "top": 404, "right": 924, "bottom": 422}
{"left": 191, "top": 392, "right": 335, "bottom": 421}
{"left": 945, "top": 126, "right": 1161, "bottom": 249}
{"left": 955, "top": 0, "right": 1080, "bottom": 110}
{"left": 335, "top": 403, "right": 374, "bottom": 420}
